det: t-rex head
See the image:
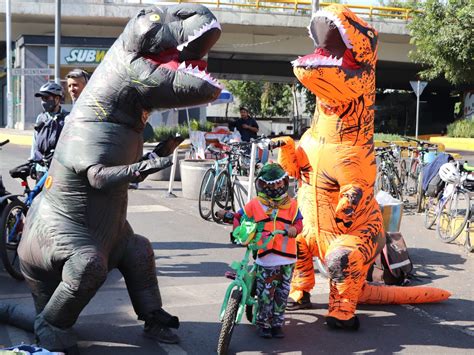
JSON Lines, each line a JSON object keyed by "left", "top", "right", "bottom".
{"left": 115, "top": 4, "right": 223, "bottom": 111}
{"left": 292, "top": 5, "right": 378, "bottom": 106}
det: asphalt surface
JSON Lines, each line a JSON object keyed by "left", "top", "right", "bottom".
{"left": 0, "top": 143, "right": 473, "bottom": 354}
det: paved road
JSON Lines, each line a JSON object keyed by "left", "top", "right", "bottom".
{"left": 0, "top": 144, "right": 473, "bottom": 354}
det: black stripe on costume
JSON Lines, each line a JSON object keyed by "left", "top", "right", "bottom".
{"left": 259, "top": 249, "right": 296, "bottom": 259}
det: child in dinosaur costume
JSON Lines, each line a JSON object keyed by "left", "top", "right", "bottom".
{"left": 278, "top": 4, "right": 450, "bottom": 330}
{"left": 0, "top": 4, "right": 222, "bottom": 352}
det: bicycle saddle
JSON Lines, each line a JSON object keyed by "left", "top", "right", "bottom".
{"left": 9, "top": 162, "right": 31, "bottom": 180}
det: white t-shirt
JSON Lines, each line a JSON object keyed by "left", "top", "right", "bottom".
{"left": 256, "top": 253, "right": 296, "bottom": 267}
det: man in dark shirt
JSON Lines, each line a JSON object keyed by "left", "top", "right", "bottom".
{"left": 233, "top": 106, "right": 259, "bottom": 142}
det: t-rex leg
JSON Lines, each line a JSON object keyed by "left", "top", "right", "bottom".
{"left": 32, "top": 251, "right": 108, "bottom": 350}
{"left": 288, "top": 235, "right": 319, "bottom": 306}
{"left": 118, "top": 234, "right": 179, "bottom": 343}
{"left": 325, "top": 233, "right": 379, "bottom": 322}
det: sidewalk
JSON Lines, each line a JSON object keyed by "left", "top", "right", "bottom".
{"left": 0, "top": 128, "right": 34, "bottom": 146}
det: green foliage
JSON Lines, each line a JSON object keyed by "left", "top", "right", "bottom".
{"left": 374, "top": 133, "right": 404, "bottom": 141}
{"left": 296, "top": 83, "right": 316, "bottom": 115}
{"left": 446, "top": 119, "right": 474, "bottom": 138}
{"left": 153, "top": 120, "right": 213, "bottom": 142}
{"left": 224, "top": 80, "right": 293, "bottom": 118}
{"left": 408, "top": 0, "right": 474, "bottom": 86}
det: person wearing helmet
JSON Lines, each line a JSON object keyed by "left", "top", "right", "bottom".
{"left": 220, "top": 163, "right": 303, "bottom": 339}
{"left": 30, "top": 81, "right": 69, "bottom": 179}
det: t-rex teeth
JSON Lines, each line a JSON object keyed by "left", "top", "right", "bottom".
{"left": 177, "top": 62, "right": 186, "bottom": 70}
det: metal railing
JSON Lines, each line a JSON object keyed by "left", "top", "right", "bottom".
{"left": 116, "top": 0, "right": 420, "bottom": 21}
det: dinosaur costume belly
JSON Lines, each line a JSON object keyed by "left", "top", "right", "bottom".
{"left": 4, "top": 4, "right": 223, "bottom": 351}
{"left": 279, "top": 4, "right": 450, "bottom": 326}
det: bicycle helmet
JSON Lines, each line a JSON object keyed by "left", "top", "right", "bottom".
{"left": 34, "top": 81, "right": 63, "bottom": 98}
{"left": 439, "top": 163, "right": 460, "bottom": 184}
{"left": 255, "top": 163, "right": 289, "bottom": 199}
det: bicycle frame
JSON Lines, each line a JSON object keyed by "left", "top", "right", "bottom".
{"left": 219, "top": 227, "right": 286, "bottom": 324}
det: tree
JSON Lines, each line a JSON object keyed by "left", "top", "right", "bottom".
{"left": 224, "top": 80, "right": 293, "bottom": 118}
{"left": 408, "top": 0, "right": 474, "bottom": 86}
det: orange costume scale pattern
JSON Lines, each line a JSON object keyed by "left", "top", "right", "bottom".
{"left": 278, "top": 4, "right": 450, "bottom": 326}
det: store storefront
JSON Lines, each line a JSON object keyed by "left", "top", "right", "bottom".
{"left": 6, "top": 35, "right": 114, "bottom": 129}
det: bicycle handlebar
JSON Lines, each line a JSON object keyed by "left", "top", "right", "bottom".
{"left": 0, "top": 139, "right": 9, "bottom": 147}
{"left": 248, "top": 229, "right": 289, "bottom": 251}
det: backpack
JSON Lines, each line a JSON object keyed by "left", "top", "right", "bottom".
{"left": 425, "top": 173, "right": 445, "bottom": 197}
{"left": 367, "top": 232, "right": 413, "bottom": 286}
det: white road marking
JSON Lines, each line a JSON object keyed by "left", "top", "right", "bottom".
{"left": 128, "top": 205, "right": 172, "bottom": 213}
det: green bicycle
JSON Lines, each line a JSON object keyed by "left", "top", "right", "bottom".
{"left": 217, "top": 219, "right": 287, "bottom": 354}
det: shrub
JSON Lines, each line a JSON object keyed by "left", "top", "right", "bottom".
{"left": 152, "top": 119, "right": 214, "bottom": 142}
{"left": 374, "top": 133, "right": 404, "bottom": 141}
{"left": 447, "top": 119, "right": 474, "bottom": 138}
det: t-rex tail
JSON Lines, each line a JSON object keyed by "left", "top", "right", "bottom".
{"left": 358, "top": 282, "right": 451, "bottom": 304}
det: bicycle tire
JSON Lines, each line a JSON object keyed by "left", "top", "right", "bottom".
{"left": 424, "top": 196, "right": 438, "bottom": 230}
{"left": 198, "top": 168, "right": 216, "bottom": 220}
{"left": 211, "top": 170, "right": 232, "bottom": 223}
{"left": 416, "top": 169, "right": 424, "bottom": 213}
{"left": 217, "top": 289, "right": 242, "bottom": 355}
{"left": 0, "top": 199, "right": 26, "bottom": 280}
{"left": 436, "top": 190, "right": 470, "bottom": 243}
{"left": 399, "top": 159, "right": 407, "bottom": 192}
{"left": 406, "top": 160, "right": 419, "bottom": 196}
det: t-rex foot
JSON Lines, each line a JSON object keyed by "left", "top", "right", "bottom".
{"left": 325, "top": 315, "right": 360, "bottom": 331}
{"left": 286, "top": 291, "right": 312, "bottom": 311}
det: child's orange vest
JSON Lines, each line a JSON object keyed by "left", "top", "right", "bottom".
{"left": 244, "top": 198, "right": 298, "bottom": 258}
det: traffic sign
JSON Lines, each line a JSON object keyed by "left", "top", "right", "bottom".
{"left": 410, "top": 80, "right": 428, "bottom": 97}
{"left": 12, "top": 68, "right": 55, "bottom": 76}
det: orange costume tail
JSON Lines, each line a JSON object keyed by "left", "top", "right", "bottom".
{"left": 358, "top": 283, "right": 451, "bottom": 304}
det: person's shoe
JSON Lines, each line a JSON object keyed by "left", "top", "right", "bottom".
{"left": 128, "top": 182, "right": 139, "bottom": 190}
{"left": 271, "top": 326, "right": 285, "bottom": 338}
{"left": 144, "top": 323, "right": 180, "bottom": 344}
{"left": 325, "top": 315, "right": 360, "bottom": 331}
{"left": 258, "top": 327, "right": 272, "bottom": 339}
{"left": 286, "top": 291, "right": 312, "bottom": 311}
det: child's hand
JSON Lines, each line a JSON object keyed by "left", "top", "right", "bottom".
{"left": 287, "top": 226, "right": 298, "bottom": 238}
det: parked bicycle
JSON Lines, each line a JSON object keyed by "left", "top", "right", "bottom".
{"left": 402, "top": 137, "right": 438, "bottom": 212}
{"left": 436, "top": 162, "right": 474, "bottom": 243}
{"left": 217, "top": 219, "right": 288, "bottom": 355}
{"left": 0, "top": 140, "right": 11, "bottom": 212}
{"left": 375, "top": 145, "right": 404, "bottom": 201}
{"left": 0, "top": 154, "right": 52, "bottom": 280}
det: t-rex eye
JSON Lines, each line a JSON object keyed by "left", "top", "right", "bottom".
{"left": 149, "top": 14, "right": 161, "bottom": 22}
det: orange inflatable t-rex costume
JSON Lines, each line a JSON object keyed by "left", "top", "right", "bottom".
{"left": 278, "top": 4, "right": 450, "bottom": 330}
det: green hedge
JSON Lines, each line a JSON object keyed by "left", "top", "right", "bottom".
{"left": 374, "top": 133, "right": 403, "bottom": 141}
{"left": 152, "top": 120, "right": 214, "bottom": 142}
{"left": 447, "top": 119, "right": 474, "bottom": 138}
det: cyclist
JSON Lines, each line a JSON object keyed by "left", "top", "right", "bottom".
{"left": 221, "top": 163, "right": 303, "bottom": 338}
{"left": 30, "top": 81, "right": 69, "bottom": 180}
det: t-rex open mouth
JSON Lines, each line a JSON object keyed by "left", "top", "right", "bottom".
{"left": 144, "top": 19, "right": 223, "bottom": 89}
{"left": 292, "top": 11, "right": 361, "bottom": 71}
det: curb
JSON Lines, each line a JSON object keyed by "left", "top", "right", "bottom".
{"left": 429, "top": 137, "right": 474, "bottom": 152}
{"left": 0, "top": 133, "right": 33, "bottom": 146}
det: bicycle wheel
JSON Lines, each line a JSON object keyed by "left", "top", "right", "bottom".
{"left": 0, "top": 199, "right": 26, "bottom": 280}
{"left": 424, "top": 196, "right": 439, "bottom": 229}
{"left": 211, "top": 170, "right": 232, "bottom": 223}
{"left": 217, "top": 289, "right": 242, "bottom": 355}
{"left": 436, "top": 190, "right": 470, "bottom": 243}
{"left": 406, "top": 160, "right": 419, "bottom": 196}
{"left": 399, "top": 159, "right": 407, "bottom": 192}
{"left": 375, "top": 172, "right": 389, "bottom": 195}
{"left": 416, "top": 169, "right": 424, "bottom": 213}
{"left": 198, "top": 168, "right": 216, "bottom": 220}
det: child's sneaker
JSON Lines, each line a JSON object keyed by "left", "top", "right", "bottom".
{"left": 258, "top": 327, "right": 272, "bottom": 339}
{"left": 271, "top": 327, "right": 285, "bottom": 338}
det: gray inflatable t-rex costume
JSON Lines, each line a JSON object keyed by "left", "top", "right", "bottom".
{"left": 2, "top": 4, "right": 222, "bottom": 352}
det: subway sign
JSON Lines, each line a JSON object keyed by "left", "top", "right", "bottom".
{"left": 48, "top": 47, "right": 109, "bottom": 66}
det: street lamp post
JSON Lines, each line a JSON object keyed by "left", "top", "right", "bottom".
{"left": 54, "top": 0, "right": 61, "bottom": 84}
{"left": 6, "top": 0, "right": 13, "bottom": 128}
